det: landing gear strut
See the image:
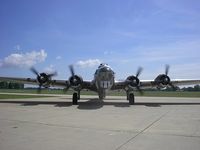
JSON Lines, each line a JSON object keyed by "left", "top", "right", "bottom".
{"left": 77, "top": 91, "right": 80, "bottom": 100}
{"left": 128, "top": 93, "right": 135, "bottom": 105}
{"left": 72, "top": 91, "right": 81, "bottom": 105}
{"left": 72, "top": 93, "right": 78, "bottom": 105}
{"left": 98, "top": 90, "right": 105, "bottom": 100}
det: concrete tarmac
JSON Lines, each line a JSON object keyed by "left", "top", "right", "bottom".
{"left": 0, "top": 96, "right": 200, "bottom": 150}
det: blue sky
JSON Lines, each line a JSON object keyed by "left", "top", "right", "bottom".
{"left": 0, "top": 0, "right": 200, "bottom": 81}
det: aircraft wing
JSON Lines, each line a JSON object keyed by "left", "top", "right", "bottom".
{"left": 113, "top": 79, "right": 200, "bottom": 90}
{"left": 0, "top": 77, "right": 38, "bottom": 85}
{"left": 0, "top": 76, "right": 96, "bottom": 91}
{"left": 141, "top": 79, "right": 200, "bottom": 89}
{"left": 80, "top": 80, "right": 97, "bottom": 91}
{"left": 0, "top": 76, "right": 67, "bottom": 87}
{"left": 170, "top": 79, "right": 200, "bottom": 86}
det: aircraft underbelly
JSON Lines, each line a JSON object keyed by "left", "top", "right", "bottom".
{"left": 96, "top": 80, "right": 112, "bottom": 89}
{"left": 100, "top": 81, "right": 111, "bottom": 88}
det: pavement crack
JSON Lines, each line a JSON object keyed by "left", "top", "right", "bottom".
{"left": 0, "top": 118, "right": 138, "bottom": 134}
{"left": 149, "top": 132, "right": 200, "bottom": 139}
{"left": 115, "top": 111, "right": 170, "bottom": 150}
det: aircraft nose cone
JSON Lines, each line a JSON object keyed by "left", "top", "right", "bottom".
{"left": 99, "top": 67, "right": 110, "bottom": 72}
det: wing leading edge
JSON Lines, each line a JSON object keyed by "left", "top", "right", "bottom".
{"left": 113, "top": 79, "right": 200, "bottom": 90}
{"left": 0, "top": 76, "right": 95, "bottom": 91}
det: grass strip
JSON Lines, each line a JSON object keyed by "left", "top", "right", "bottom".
{"left": 0, "top": 94, "right": 53, "bottom": 99}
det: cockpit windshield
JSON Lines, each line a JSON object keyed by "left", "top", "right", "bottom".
{"left": 95, "top": 63, "right": 115, "bottom": 77}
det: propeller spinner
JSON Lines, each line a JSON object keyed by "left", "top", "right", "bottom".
{"left": 68, "top": 65, "right": 83, "bottom": 88}
{"left": 155, "top": 65, "right": 175, "bottom": 90}
{"left": 126, "top": 67, "right": 143, "bottom": 95}
{"left": 30, "top": 67, "right": 57, "bottom": 93}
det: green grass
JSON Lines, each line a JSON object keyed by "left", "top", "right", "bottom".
{"left": 0, "top": 89, "right": 200, "bottom": 98}
{"left": 134, "top": 91, "right": 200, "bottom": 98}
{"left": 0, "top": 89, "right": 66, "bottom": 94}
{"left": 107, "top": 91, "right": 200, "bottom": 97}
{"left": 0, "top": 94, "right": 53, "bottom": 99}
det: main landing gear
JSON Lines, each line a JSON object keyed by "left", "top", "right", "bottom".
{"left": 72, "top": 91, "right": 135, "bottom": 105}
{"left": 127, "top": 93, "right": 135, "bottom": 105}
{"left": 72, "top": 91, "right": 80, "bottom": 105}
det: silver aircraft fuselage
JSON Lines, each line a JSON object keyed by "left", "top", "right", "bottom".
{"left": 94, "top": 64, "right": 115, "bottom": 99}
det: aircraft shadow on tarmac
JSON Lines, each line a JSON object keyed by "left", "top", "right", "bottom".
{"left": 1, "top": 99, "right": 200, "bottom": 110}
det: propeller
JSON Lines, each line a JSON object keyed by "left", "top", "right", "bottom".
{"left": 163, "top": 65, "right": 171, "bottom": 85}
{"left": 136, "top": 67, "right": 143, "bottom": 95}
{"left": 63, "top": 81, "right": 70, "bottom": 93}
{"left": 136, "top": 67, "right": 143, "bottom": 78}
{"left": 68, "top": 65, "right": 83, "bottom": 87}
{"left": 48, "top": 72, "right": 57, "bottom": 77}
{"left": 156, "top": 65, "right": 176, "bottom": 90}
{"left": 165, "top": 64, "right": 169, "bottom": 76}
{"left": 165, "top": 65, "right": 176, "bottom": 90}
{"left": 30, "top": 67, "right": 57, "bottom": 93}
{"left": 126, "top": 67, "right": 144, "bottom": 95}
{"left": 30, "top": 67, "right": 40, "bottom": 76}
{"left": 69, "top": 65, "right": 75, "bottom": 77}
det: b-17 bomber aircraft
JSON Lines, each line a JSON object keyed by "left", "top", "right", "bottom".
{"left": 0, "top": 63, "right": 200, "bottom": 105}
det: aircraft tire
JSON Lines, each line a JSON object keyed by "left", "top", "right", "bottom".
{"left": 73, "top": 93, "right": 78, "bottom": 105}
{"left": 77, "top": 91, "right": 80, "bottom": 100}
{"left": 129, "top": 93, "right": 135, "bottom": 105}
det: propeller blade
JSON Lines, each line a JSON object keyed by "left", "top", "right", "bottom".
{"left": 63, "top": 81, "right": 69, "bottom": 93}
{"left": 136, "top": 67, "right": 143, "bottom": 77}
{"left": 69, "top": 65, "right": 75, "bottom": 77}
{"left": 169, "top": 83, "right": 176, "bottom": 91}
{"left": 37, "top": 84, "right": 42, "bottom": 94}
{"left": 30, "top": 67, "right": 39, "bottom": 76}
{"left": 63, "top": 86, "right": 69, "bottom": 93}
{"left": 165, "top": 64, "right": 170, "bottom": 75}
{"left": 136, "top": 86, "right": 144, "bottom": 95}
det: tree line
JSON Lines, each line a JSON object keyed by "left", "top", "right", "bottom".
{"left": 145, "top": 85, "right": 200, "bottom": 91}
{"left": 181, "top": 85, "right": 200, "bottom": 91}
{"left": 0, "top": 81, "right": 24, "bottom": 89}
{"left": 0, "top": 81, "right": 199, "bottom": 91}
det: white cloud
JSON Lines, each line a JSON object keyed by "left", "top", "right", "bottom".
{"left": 44, "top": 64, "right": 56, "bottom": 74}
{"left": 0, "top": 49, "right": 47, "bottom": 68}
{"left": 56, "top": 56, "right": 62, "bottom": 60}
{"left": 76, "top": 59, "right": 101, "bottom": 68}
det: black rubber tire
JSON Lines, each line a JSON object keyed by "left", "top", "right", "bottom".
{"left": 77, "top": 91, "right": 80, "bottom": 100}
{"left": 129, "top": 93, "right": 135, "bottom": 105}
{"left": 73, "top": 93, "right": 78, "bottom": 105}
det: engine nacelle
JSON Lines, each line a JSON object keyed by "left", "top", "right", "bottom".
{"left": 36, "top": 73, "right": 51, "bottom": 88}
{"left": 69, "top": 75, "right": 83, "bottom": 89}
{"left": 126, "top": 75, "right": 140, "bottom": 89}
{"left": 154, "top": 74, "right": 170, "bottom": 88}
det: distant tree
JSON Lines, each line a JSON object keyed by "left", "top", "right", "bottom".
{"left": 0, "top": 81, "right": 24, "bottom": 89}
{"left": 165, "top": 86, "right": 180, "bottom": 91}
{"left": 0, "top": 81, "right": 8, "bottom": 89}
{"left": 187, "top": 87, "right": 194, "bottom": 91}
{"left": 194, "top": 85, "right": 200, "bottom": 91}
{"left": 181, "top": 85, "right": 200, "bottom": 91}
{"left": 8, "top": 82, "right": 14, "bottom": 89}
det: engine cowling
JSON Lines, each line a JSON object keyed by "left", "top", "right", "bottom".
{"left": 37, "top": 73, "right": 51, "bottom": 88}
{"left": 154, "top": 74, "right": 170, "bottom": 88}
{"left": 69, "top": 75, "right": 83, "bottom": 89}
{"left": 30, "top": 67, "right": 57, "bottom": 93}
{"left": 126, "top": 75, "right": 140, "bottom": 89}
